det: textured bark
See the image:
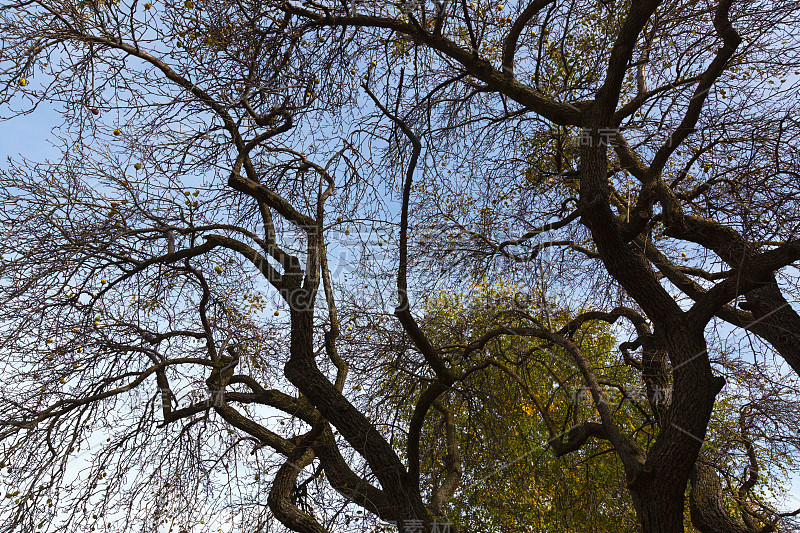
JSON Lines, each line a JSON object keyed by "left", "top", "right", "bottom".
{"left": 690, "top": 461, "right": 774, "bottom": 533}
{"left": 267, "top": 447, "right": 327, "bottom": 533}
{"left": 634, "top": 487, "right": 688, "bottom": 533}
{"left": 641, "top": 338, "right": 671, "bottom": 426}
{"left": 631, "top": 328, "right": 724, "bottom": 533}
{"left": 579, "top": 119, "right": 706, "bottom": 531}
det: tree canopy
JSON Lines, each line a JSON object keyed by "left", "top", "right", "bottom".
{"left": 1, "top": 0, "right": 800, "bottom": 532}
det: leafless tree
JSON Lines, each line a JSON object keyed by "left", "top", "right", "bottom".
{"left": 1, "top": 0, "right": 800, "bottom": 532}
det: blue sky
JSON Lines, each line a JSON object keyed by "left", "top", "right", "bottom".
{"left": 1, "top": 109, "right": 61, "bottom": 163}
{"left": 3, "top": 74, "right": 799, "bottom": 527}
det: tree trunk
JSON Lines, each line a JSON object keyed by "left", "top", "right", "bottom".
{"left": 689, "top": 462, "right": 751, "bottom": 533}
{"left": 284, "top": 303, "right": 429, "bottom": 527}
{"left": 633, "top": 486, "right": 688, "bottom": 533}
{"left": 628, "top": 326, "right": 725, "bottom": 533}
{"left": 689, "top": 460, "right": 775, "bottom": 533}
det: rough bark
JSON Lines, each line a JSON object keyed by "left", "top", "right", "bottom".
{"left": 631, "top": 327, "right": 724, "bottom": 533}
{"left": 690, "top": 461, "right": 774, "bottom": 533}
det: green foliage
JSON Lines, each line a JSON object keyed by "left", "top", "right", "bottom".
{"left": 392, "top": 281, "right": 646, "bottom": 531}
